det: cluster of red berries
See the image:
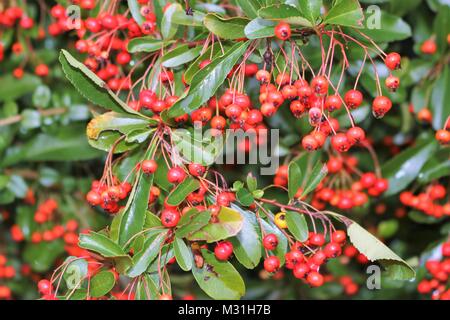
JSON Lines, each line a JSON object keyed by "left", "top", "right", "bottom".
{"left": 400, "top": 184, "right": 450, "bottom": 218}
{"left": 71, "top": 1, "right": 162, "bottom": 91}
{"left": 0, "top": 255, "right": 16, "bottom": 299}
{"left": 0, "top": 6, "right": 33, "bottom": 29}
{"left": 314, "top": 166, "right": 388, "bottom": 211}
{"left": 33, "top": 199, "right": 58, "bottom": 224}
{"left": 86, "top": 178, "right": 132, "bottom": 214}
{"left": 417, "top": 242, "right": 450, "bottom": 300}
{"left": 263, "top": 231, "right": 348, "bottom": 287}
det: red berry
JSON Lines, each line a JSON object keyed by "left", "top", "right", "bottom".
{"left": 372, "top": 96, "right": 392, "bottom": 118}
{"left": 141, "top": 160, "right": 158, "bottom": 174}
{"left": 274, "top": 22, "right": 291, "bottom": 41}
{"left": 311, "top": 76, "right": 328, "bottom": 95}
{"left": 331, "top": 230, "right": 347, "bottom": 244}
{"left": 214, "top": 241, "right": 233, "bottom": 261}
{"left": 307, "top": 271, "right": 324, "bottom": 287}
{"left": 331, "top": 133, "right": 351, "bottom": 152}
{"left": 385, "top": 52, "right": 401, "bottom": 70}
{"left": 38, "top": 280, "right": 52, "bottom": 295}
{"left": 160, "top": 208, "right": 180, "bottom": 228}
{"left": 346, "top": 127, "right": 366, "bottom": 144}
{"left": 167, "top": 167, "right": 186, "bottom": 184}
{"left": 264, "top": 256, "right": 280, "bottom": 273}
{"left": 263, "top": 234, "right": 279, "bottom": 251}
{"left": 188, "top": 163, "right": 206, "bottom": 177}
{"left": 344, "top": 89, "right": 363, "bottom": 108}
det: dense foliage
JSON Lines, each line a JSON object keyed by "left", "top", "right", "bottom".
{"left": 0, "top": 0, "right": 449, "bottom": 300}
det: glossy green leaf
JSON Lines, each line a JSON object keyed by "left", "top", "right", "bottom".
{"left": 79, "top": 231, "right": 127, "bottom": 257}
{"left": 382, "top": 138, "right": 438, "bottom": 196}
{"left": 162, "top": 45, "right": 202, "bottom": 68}
{"left": 430, "top": 64, "right": 449, "bottom": 131}
{"left": 161, "top": 3, "right": 179, "bottom": 39}
{"left": 0, "top": 124, "right": 103, "bottom": 167}
{"left": 203, "top": 14, "right": 249, "bottom": 39}
{"left": 285, "top": 211, "right": 308, "bottom": 242}
{"left": 258, "top": 4, "right": 312, "bottom": 27}
{"left": 296, "top": 0, "right": 322, "bottom": 25}
{"left": 173, "top": 237, "right": 193, "bottom": 271}
{"left": 288, "top": 161, "right": 302, "bottom": 199}
{"left": 127, "top": 230, "right": 168, "bottom": 277}
{"left": 236, "top": 188, "right": 255, "bottom": 206}
{"left": 351, "top": 11, "right": 411, "bottom": 42}
{"left": 323, "top": 0, "right": 364, "bottom": 28}
{"left": 347, "top": 221, "right": 415, "bottom": 280}
{"left": 417, "top": 150, "right": 450, "bottom": 184}
{"left": 166, "top": 177, "right": 200, "bottom": 206}
{"left": 229, "top": 204, "right": 262, "bottom": 269}
{"left": 167, "top": 41, "right": 250, "bottom": 118}
{"left": 187, "top": 207, "right": 243, "bottom": 243}
{"left": 126, "top": 37, "right": 167, "bottom": 53}
{"left": 23, "top": 240, "right": 65, "bottom": 272}
{"left": 301, "top": 162, "right": 328, "bottom": 197}
{"left": 128, "top": 0, "right": 145, "bottom": 25}
{"left": 0, "top": 74, "right": 41, "bottom": 102}
{"left": 118, "top": 146, "right": 156, "bottom": 247}
{"left": 59, "top": 50, "right": 139, "bottom": 115}
{"left": 90, "top": 271, "right": 116, "bottom": 298}
{"left": 236, "top": 0, "right": 262, "bottom": 18}
{"left": 192, "top": 250, "right": 245, "bottom": 300}
{"left": 176, "top": 210, "right": 212, "bottom": 238}
{"left": 244, "top": 18, "right": 276, "bottom": 39}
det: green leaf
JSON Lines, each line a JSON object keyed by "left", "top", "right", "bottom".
{"left": 351, "top": 11, "right": 411, "bottom": 42}
{"left": 144, "top": 211, "right": 163, "bottom": 228}
{"left": 62, "top": 257, "right": 88, "bottom": 290}
{"left": 87, "top": 130, "right": 141, "bottom": 153}
{"left": 119, "top": 146, "right": 156, "bottom": 247}
{"left": 408, "top": 210, "right": 443, "bottom": 224}
{"left": 166, "top": 177, "right": 200, "bottom": 206}
{"left": 171, "top": 128, "right": 226, "bottom": 166}
{"left": 176, "top": 210, "right": 212, "bottom": 238}
{"left": 229, "top": 204, "right": 262, "bottom": 269}
{"left": 378, "top": 219, "right": 399, "bottom": 239}
{"left": 161, "top": 3, "right": 179, "bottom": 39}
{"left": 173, "top": 237, "right": 193, "bottom": 271}
{"left": 244, "top": 18, "right": 276, "bottom": 39}
{"left": 20, "top": 110, "right": 41, "bottom": 130}
{"left": 417, "top": 150, "right": 450, "bottom": 184}
{"left": 167, "top": 41, "right": 250, "bottom": 118}
{"left": 32, "top": 85, "right": 51, "bottom": 108}
{"left": 171, "top": 4, "right": 205, "bottom": 26}
{"left": 79, "top": 231, "right": 127, "bottom": 257}
{"left": 187, "top": 207, "right": 244, "bottom": 243}
{"left": 135, "top": 274, "right": 160, "bottom": 300}
{"left": 127, "top": 230, "right": 168, "bottom": 277}
{"left": 0, "top": 124, "right": 103, "bottom": 167}
{"left": 430, "top": 64, "right": 450, "bottom": 131}
{"left": 23, "top": 240, "right": 65, "bottom": 272}
{"left": 59, "top": 49, "right": 138, "bottom": 115}
{"left": 192, "top": 250, "right": 245, "bottom": 300}
{"left": 126, "top": 37, "right": 167, "bottom": 53}
{"left": 16, "top": 206, "right": 35, "bottom": 239}
{"left": 301, "top": 162, "right": 328, "bottom": 197}
{"left": 258, "top": 4, "right": 312, "bottom": 27}
{"left": 285, "top": 211, "right": 308, "bottom": 242}
{"left": 236, "top": 0, "right": 262, "bottom": 18}
{"left": 433, "top": 5, "right": 450, "bottom": 54}
{"left": 246, "top": 174, "right": 258, "bottom": 192}
{"left": 128, "top": 0, "right": 145, "bottom": 25}
{"left": 203, "top": 14, "right": 249, "bottom": 39}
{"left": 162, "top": 45, "right": 202, "bottom": 68}
{"left": 288, "top": 161, "right": 302, "bottom": 199}
{"left": 382, "top": 138, "right": 438, "bottom": 196}
{"left": 347, "top": 221, "right": 415, "bottom": 280}
{"left": 323, "top": 0, "right": 364, "bottom": 28}
{"left": 236, "top": 188, "right": 255, "bottom": 206}
{"left": 86, "top": 112, "right": 153, "bottom": 142}
{"left": 90, "top": 271, "right": 116, "bottom": 298}
{"left": 296, "top": 0, "right": 322, "bottom": 25}
{"left": 0, "top": 73, "right": 41, "bottom": 102}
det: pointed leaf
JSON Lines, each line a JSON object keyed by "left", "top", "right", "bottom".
{"left": 173, "top": 237, "right": 193, "bottom": 271}
{"left": 285, "top": 211, "right": 309, "bottom": 242}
